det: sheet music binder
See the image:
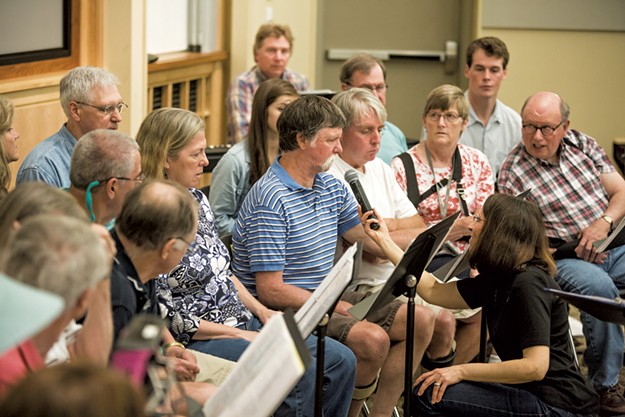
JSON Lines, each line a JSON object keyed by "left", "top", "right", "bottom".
{"left": 544, "top": 287, "right": 625, "bottom": 325}
{"left": 349, "top": 212, "right": 461, "bottom": 320}
{"left": 432, "top": 248, "right": 470, "bottom": 283}
{"left": 294, "top": 244, "right": 356, "bottom": 338}
{"left": 553, "top": 216, "right": 625, "bottom": 260}
{"left": 202, "top": 311, "right": 310, "bottom": 417}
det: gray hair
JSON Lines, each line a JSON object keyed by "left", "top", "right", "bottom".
{"left": 70, "top": 129, "right": 140, "bottom": 190}
{"left": 0, "top": 183, "right": 87, "bottom": 252}
{"left": 116, "top": 180, "right": 198, "bottom": 251}
{"left": 278, "top": 95, "right": 346, "bottom": 152}
{"left": 1, "top": 214, "right": 109, "bottom": 306}
{"left": 423, "top": 84, "right": 469, "bottom": 120}
{"left": 331, "top": 88, "right": 387, "bottom": 128}
{"left": 60, "top": 66, "right": 120, "bottom": 118}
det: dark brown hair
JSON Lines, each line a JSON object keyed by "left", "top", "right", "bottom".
{"left": 466, "top": 36, "right": 510, "bottom": 69}
{"left": 277, "top": 95, "right": 346, "bottom": 153}
{"left": 248, "top": 79, "right": 298, "bottom": 186}
{"left": 469, "top": 194, "right": 556, "bottom": 276}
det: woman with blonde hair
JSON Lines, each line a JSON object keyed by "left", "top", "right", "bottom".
{"left": 0, "top": 96, "right": 20, "bottom": 198}
{"left": 136, "top": 107, "right": 355, "bottom": 417}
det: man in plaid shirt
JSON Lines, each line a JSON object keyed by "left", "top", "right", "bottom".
{"left": 498, "top": 91, "right": 625, "bottom": 416}
{"left": 226, "top": 23, "right": 309, "bottom": 144}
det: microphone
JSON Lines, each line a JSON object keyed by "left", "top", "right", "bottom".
{"left": 344, "top": 169, "right": 379, "bottom": 230}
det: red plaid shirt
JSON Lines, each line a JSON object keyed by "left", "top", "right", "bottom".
{"left": 497, "top": 129, "right": 614, "bottom": 242}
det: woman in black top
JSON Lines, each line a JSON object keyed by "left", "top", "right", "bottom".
{"left": 362, "top": 193, "right": 598, "bottom": 416}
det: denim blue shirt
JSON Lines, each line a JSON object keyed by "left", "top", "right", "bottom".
{"left": 16, "top": 125, "right": 77, "bottom": 188}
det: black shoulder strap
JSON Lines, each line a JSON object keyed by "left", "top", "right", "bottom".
{"left": 398, "top": 152, "right": 420, "bottom": 209}
{"left": 452, "top": 147, "right": 470, "bottom": 216}
{"left": 400, "top": 147, "right": 469, "bottom": 216}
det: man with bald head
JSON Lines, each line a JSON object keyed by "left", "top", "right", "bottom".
{"left": 498, "top": 91, "right": 625, "bottom": 416}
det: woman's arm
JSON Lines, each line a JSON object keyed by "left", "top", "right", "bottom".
{"left": 360, "top": 209, "right": 469, "bottom": 310}
{"left": 231, "top": 274, "right": 277, "bottom": 325}
{"left": 416, "top": 345, "right": 550, "bottom": 404}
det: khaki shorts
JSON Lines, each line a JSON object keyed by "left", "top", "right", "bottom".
{"left": 327, "top": 290, "right": 403, "bottom": 344}
{"left": 191, "top": 350, "right": 237, "bottom": 386}
{"left": 355, "top": 283, "right": 481, "bottom": 321}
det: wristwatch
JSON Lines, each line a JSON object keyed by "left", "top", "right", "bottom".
{"left": 601, "top": 214, "right": 614, "bottom": 228}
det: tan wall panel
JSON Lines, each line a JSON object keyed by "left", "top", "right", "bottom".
{"left": 479, "top": 28, "right": 625, "bottom": 159}
{"left": 8, "top": 100, "right": 66, "bottom": 190}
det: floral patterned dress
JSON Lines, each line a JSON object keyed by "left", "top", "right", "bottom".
{"left": 157, "top": 188, "right": 252, "bottom": 344}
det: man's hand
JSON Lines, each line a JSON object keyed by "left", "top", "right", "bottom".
{"left": 333, "top": 300, "right": 354, "bottom": 317}
{"left": 256, "top": 307, "right": 279, "bottom": 326}
{"left": 576, "top": 219, "right": 611, "bottom": 263}
{"left": 446, "top": 216, "right": 473, "bottom": 242}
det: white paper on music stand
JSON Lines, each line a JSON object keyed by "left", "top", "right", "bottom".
{"left": 202, "top": 313, "right": 307, "bottom": 417}
{"left": 295, "top": 244, "right": 356, "bottom": 338}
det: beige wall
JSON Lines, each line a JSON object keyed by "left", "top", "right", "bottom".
{"left": 104, "top": 0, "right": 147, "bottom": 137}
{"left": 230, "top": 0, "right": 317, "bottom": 86}
{"left": 478, "top": 29, "right": 625, "bottom": 159}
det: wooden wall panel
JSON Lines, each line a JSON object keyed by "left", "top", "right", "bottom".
{"left": 8, "top": 100, "right": 66, "bottom": 190}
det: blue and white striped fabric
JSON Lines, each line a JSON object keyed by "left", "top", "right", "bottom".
{"left": 232, "top": 158, "right": 360, "bottom": 296}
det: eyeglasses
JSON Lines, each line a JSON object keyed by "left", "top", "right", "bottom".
{"left": 426, "top": 111, "right": 462, "bottom": 124}
{"left": 472, "top": 214, "right": 484, "bottom": 223}
{"left": 345, "top": 82, "right": 388, "bottom": 93}
{"left": 76, "top": 101, "right": 128, "bottom": 115}
{"left": 95, "top": 174, "right": 145, "bottom": 184}
{"left": 116, "top": 173, "right": 145, "bottom": 183}
{"left": 522, "top": 121, "right": 563, "bottom": 137}
{"left": 174, "top": 237, "right": 197, "bottom": 252}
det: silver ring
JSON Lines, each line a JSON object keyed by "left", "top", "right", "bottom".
{"left": 434, "top": 382, "right": 442, "bottom": 386}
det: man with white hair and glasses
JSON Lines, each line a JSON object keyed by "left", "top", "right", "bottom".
{"left": 17, "top": 66, "right": 126, "bottom": 188}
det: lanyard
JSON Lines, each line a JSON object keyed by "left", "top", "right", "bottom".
{"left": 425, "top": 146, "right": 455, "bottom": 219}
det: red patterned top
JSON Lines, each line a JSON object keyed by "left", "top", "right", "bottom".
{"left": 391, "top": 143, "right": 494, "bottom": 252}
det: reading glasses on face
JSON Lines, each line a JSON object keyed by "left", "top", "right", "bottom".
{"left": 427, "top": 111, "right": 462, "bottom": 123}
{"left": 76, "top": 101, "right": 128, "bottom": 115}
{"left": 522, "top": 121, "right": 563, "bottom": 136}
{"left": 472, "top": 214, "right": 484, "bottom": 223}
{"left": 346, "top": 82, "right": 388, "bottom": 93}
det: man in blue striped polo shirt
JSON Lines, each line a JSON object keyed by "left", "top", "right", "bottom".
{"left": 232, "top": 95, "right": 435, "bottom": 417}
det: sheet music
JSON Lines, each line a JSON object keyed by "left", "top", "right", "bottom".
{"left": 295, "top": 244, "right": 356, "bottom": 338}
{"left": 594, "top": 216, "right": 625, "bottom": 252}
{"left": 424, "top": 212, "right": 462, "bottom": 268}
{"left": 349, "top": 212, "right": 461, "bottom": 321}
{"left": 432, "top": 248, "right": 470, "bottom": 283}
{"left": 202, "top": 313, "right": 309, "bottom": 417}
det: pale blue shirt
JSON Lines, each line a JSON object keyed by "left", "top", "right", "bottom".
{"left": 377, "top": 121, "right": 408, "bottom": 165}
{"left": 459, "top": 95, "right": 522, "bottom": 179}
{"left": 208, "top": 140, "right": 251, "bottom": 236}
{"left": 16, "top": 125, "right": 77, "bottom": 188}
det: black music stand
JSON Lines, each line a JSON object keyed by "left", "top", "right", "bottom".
{"left": 294, "top": 244, "right": 358, "bottom": 417}
{"left": 349, "top": 212, "right": 461, "bottom": 417}
{"left": 544, "top": 288, "right": 625, "bottom": 325}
